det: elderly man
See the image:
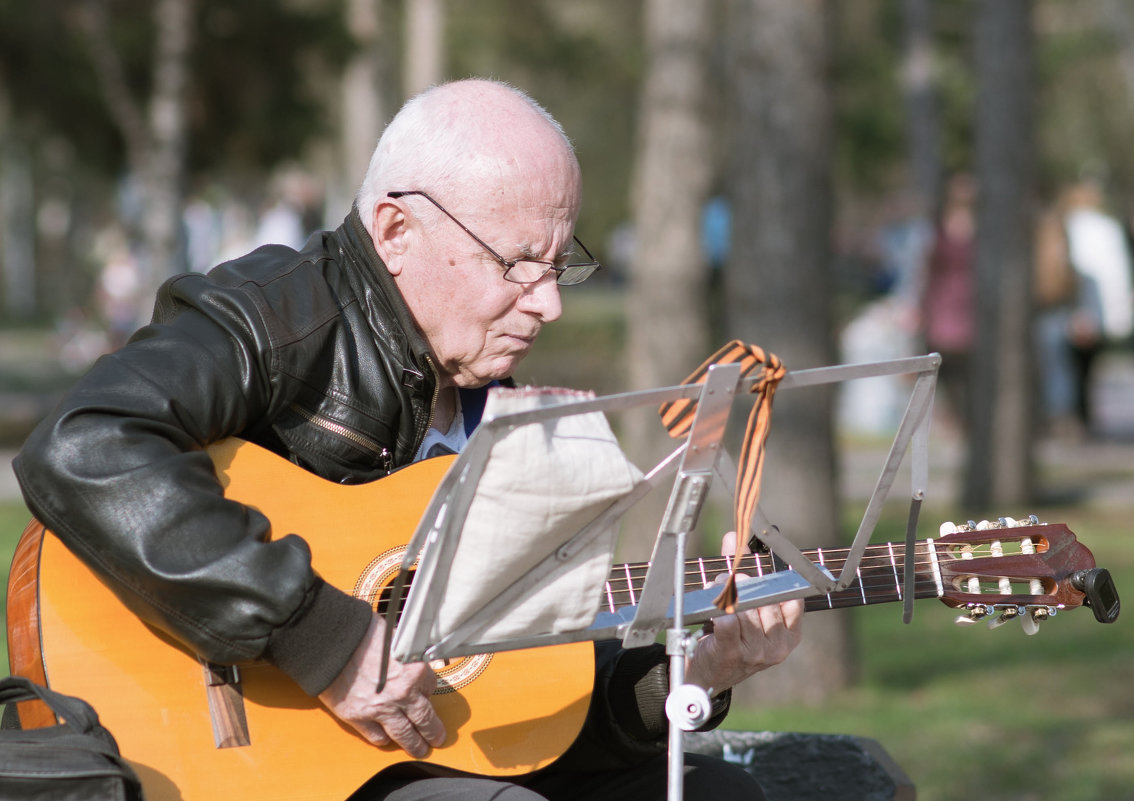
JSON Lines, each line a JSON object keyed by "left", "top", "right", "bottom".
{"left": 15, "top": 79, "right": 803, "bottom": 800}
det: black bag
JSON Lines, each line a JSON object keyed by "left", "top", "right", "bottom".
{"left": 0, "top": 675, "right": 143, "bottom": 800}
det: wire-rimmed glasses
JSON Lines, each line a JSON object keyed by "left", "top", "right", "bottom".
{"left": 387, "top": 190, "right": 602, "bottom": 286}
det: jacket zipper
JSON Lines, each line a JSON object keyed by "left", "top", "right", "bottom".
{"left": 421, "top": 354, "right": 441, "bottom": 440}
{"left": 288, "top": 403, "right": 393, "bottom": 472}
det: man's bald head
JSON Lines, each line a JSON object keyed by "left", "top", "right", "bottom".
{"left": 357, "top": 80, "right": 580, "bottom": 236}
{"left": 359, "top": 80, "right": 583, "bottom": 390}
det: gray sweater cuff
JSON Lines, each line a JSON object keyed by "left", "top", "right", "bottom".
{"left": 263, "top": 578, "right": 374, "bottom": 696}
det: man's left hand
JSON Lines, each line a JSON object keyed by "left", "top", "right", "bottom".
{"left": 683, "top": 531, "right": 804, "bottom": 693}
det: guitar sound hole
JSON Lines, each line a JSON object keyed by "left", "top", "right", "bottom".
{"left": 374, "top": 568, "right": 415, "bottom": 617}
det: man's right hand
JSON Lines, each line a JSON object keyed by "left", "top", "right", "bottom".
{"left": 317, "top": 614, "right": 446, "bottom": 758}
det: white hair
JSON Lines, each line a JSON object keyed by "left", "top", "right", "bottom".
{"left": 355, "top": 79, "right": 574, "bottom": 231}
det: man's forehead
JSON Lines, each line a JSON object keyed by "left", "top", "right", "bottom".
{"left": 488, "top": 222, "right": 577, "bottom": 264}
{"left": 460, "top": 169, "right": 576, "bottom": 217}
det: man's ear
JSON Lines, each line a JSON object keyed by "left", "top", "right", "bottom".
{"left": 371, "top": 199, "right": 411, "bottom": 276}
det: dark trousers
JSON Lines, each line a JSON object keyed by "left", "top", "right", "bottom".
{"left": 350, "top": 752, "right": 765, "bottom": 801}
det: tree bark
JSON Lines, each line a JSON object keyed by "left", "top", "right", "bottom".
{"left": 0, "top": 82, "right": 37, "bottom": 317}
{"left": 141, "top": 0, "right": 193, "bottom": 288}
{"left": 624, "top": 0, "right": 714, "bottom": 481}
{"left": 900, "top": 0, "right": 941, "bottom": 216}
{"left": 724, "top": 0, "right": 853, "bottom": 704}
{"left": 619, "top": 0, "right": 717, "bottom": 563}
{"left": 963, "top": 0, "right": 1036, "bottom": 511}
{"left": 404, "top": 0, "right": 445, "bottom": 98}
{"left": 73, "top": 0, "right": 194, "bottom": 322}
{"left": 333, "top": 0, "right": 390, "bottom": 221}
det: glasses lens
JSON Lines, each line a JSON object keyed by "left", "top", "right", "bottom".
{"left": 556, "top": 263, "right": 599, "bottom": 286}
{"left": 503, "top": 260, "right": 554, "bottom": 284}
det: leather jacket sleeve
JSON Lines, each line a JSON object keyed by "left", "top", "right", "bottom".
{"left": 14, "top": 267, "right": 373, "bottom": 696}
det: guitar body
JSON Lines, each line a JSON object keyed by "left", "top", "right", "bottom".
{"left": 10, "top": 439, "right": 595, "bottom": 801}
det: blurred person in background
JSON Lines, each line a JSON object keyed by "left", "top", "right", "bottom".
{"left": 1060, "top": 179, "right": 1134, "bottom": 436}
{"left": 1032, "top": 192, "right": 1080, "bottom": 439}
{"left": 919, "top": 173, "right": 977, "bottom": 438}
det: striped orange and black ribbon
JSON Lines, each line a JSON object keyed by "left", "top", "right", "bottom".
{"left": 659, "top": 340, "right": 786, "bottom": 613}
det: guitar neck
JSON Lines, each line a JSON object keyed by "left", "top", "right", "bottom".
{"left": 601, "top": 540, "right": 941, "bottom": 616}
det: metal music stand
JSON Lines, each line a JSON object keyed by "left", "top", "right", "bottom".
{"left": 386, "top": 353, "right": 941, "bottom": 801}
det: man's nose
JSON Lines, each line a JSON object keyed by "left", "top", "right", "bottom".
{"left": 520, "top": 272, "right": 562, "bottom": 322}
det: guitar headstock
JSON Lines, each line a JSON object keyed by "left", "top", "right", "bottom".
{"left": 933, "top": 515, "right": 1119, "bottom": 632}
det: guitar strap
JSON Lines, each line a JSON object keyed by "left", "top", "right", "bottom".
{"left": 659, "top": 340, "right": 786, "bottom": 613}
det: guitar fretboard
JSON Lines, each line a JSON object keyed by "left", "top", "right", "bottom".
{"left": 600, "top": 540, "right": 942, "bottom": 615}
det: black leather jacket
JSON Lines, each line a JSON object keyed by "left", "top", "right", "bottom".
{"left": 16, "top": 208, "right": 436, "bottom": 695}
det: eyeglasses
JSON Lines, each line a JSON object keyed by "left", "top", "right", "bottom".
{"left": 387, "top": 190, "right": 602, "bottom": 286}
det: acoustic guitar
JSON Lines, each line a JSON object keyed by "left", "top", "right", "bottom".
{"left": 5, "top": 438, "right": 1110, "bottom": 801}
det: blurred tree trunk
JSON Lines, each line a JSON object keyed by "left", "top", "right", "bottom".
{"left": 724, "top": 0, "right": 852, "bottom": 705}
{"left": 334, "top": 0, "right": 390, "bottom": 221}
{"left": 623, "top": 0, "right": 714, "bottom": 534}
{"left": 1098, "top": 0, "right": 1134, "bottom": 102}
{"left": 963, "top": 0, "right": 1036, "bottom": 511}
{"left": 900, "top": 0, "right": 941, "bottom": 215}
{"left": 0, "top": 83, "right": 37, "bottom": 318}
{"left": 72, "top": 0, "right": 194, "bottom": 322}
{"left": 404, "top": 0, "right": 445, "bottom": 97}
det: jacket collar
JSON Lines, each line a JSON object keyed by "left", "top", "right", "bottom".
{"left": 339, "top": 205, "right": 437, "bottom": 375}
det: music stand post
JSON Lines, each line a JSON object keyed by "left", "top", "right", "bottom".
{"left": 386, "top": 353, "right": 941, "bottom": 801}
{"left": 633, "top": 362, "right": 799, "bottom": 801}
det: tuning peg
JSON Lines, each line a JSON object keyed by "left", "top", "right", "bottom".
{"left": 988, "top": 606, "right": 1020, "bottom": 629}
{"left": 955, "top": 605, "right": 990, "bottom": 626}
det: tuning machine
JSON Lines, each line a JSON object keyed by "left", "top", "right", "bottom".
{"left": 954, "top": 602, "right": 1055, "bottom": 634}
{"left": 954, "top": 603, "right": 993, "bottom": 625}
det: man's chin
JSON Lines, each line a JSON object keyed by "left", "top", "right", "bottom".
{"left": 455, "top": 356, "right": 526, "bottom": 389}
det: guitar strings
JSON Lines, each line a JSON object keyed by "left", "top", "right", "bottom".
{"left": 599, "top": 542, "right": 1046, "bottom": 609}
{"left": 373, "top": 548, "right": 940, "bottom": 615}
{"left": 603, "top": 558, "right": 935, "bottom": 603}
{"left": 606, "top": 540, "right": 1036, "bottom": 587}
{"left": 375, "top": 542, "right": 1046, "bottom": 616}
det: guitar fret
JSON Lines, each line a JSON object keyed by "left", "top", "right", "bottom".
{"left": 886, "top": 541, "right": 903, "bottom": 600}
{"left": 926, "top": 538, "right": 944, "bottom": 597}
{"left": 856, "top": 564, "right": 867, "bottom": 605}
{"left": 604, "top": 579, "right": 616, "bottom": 613}
{"left": 697, "top": 557, "right": 708, "bottom": 588}
{"left": 817, "top": 547, "right": 833, "bottom": 609}
{"left": 624, "top": 564, "right": 636, "bottom": 605}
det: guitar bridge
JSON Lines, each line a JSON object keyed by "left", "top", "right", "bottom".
{"left": 201, "top": 660, "right": 251, "bottom": 749}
